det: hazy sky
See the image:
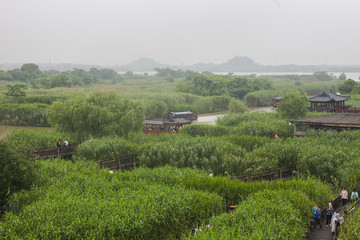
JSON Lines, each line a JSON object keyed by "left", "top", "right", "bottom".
{"left": 1, "top": 0, "right": 360, "bottom": 66}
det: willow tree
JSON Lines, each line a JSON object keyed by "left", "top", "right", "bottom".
{"left": 46, "top": 92, "right": 145, "bottom": 140}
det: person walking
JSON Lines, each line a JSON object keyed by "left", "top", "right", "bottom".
{"left": 312, "top": 204, "right": 323, "bottom": 230}
{"left": 56, "top": 140, "right": 62, "bottom": 157}
{"left": 350, "top": 189, "right": 359, "bottom": 202}
{"left": 330, "top": 210, "right": 344, "bottom": 234}
{"left": 340, "top": 187, "right": 348, "bottom": 208}
{"left": 326, "top": 203, "right": 334, "bottom": 226}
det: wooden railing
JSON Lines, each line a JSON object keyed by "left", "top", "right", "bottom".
{"left": 98, "top": 154, "right": 139, "bottom": 171}
{"left": 232, "top": 169, "right": 296, "bottom": 182}
{"left": 32, "top": 145, "right": 76, "bottom": 159}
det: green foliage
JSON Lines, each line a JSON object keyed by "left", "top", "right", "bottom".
{"left": 4, "top": 84, "right": 27, "bottom": 97}
{"left": 0, "top": 139, "right": 37, "bottom": 201}
{"left": 0, "top": 161, "right": 223, "bottom": 239}
{"left": 46, "top": 92, "right": 145, "bottom": 140}
{"left": 176, "top": 74, "right": 273, "bottom": 100}
{"left": 217, "top": 112, "right": 279, "bottom": 128}
{"left": 228, "top": 98, "right": 248, "bottom": 113}
{"left": 0, "top": 103, "right": 49, "bottom": 126}
{"left": 143, "top": 100, "right": 168, "bottom": 118}
{"left": 191, "top": 190, "right": 311, "bottom": 240}
{"left": 236, "top": 119, "right": 294, "bottom": 138}
{"left": 49, "top": 73, "right": 72, "bottom": 88}
{"left": 1, "top": 94, "right": 69, "bottom": 104}
{"left": 181, "top": 124, "right": 231, "bottom": 137}
{"left": 338, "top": 72, "right": 346, "bottom": 80}
{"left": 3, "top": 129, "right": 75, "bottom": 150}
{"left": 228, "top": 77, "right": 273, "bottom": 99}
{"left": 140, "top": 136, "right": 244, "bottom": 174}
{"left": 338, "top": 205, "right": 360, "bottom": 239}
{"left": 244, "top": 90, "right": 274, "bottom": 107}
{"left": 313, "top": 71, "right": 333, "bottom": 81}
{"left": 339, "top": 79, "right": 357, "bottom": 94}
{"left": 154, "top": 68, "right": 195, "bottom": 78}
{"left": 277, "top": 92, "right": 308, "bottom": 119}
{"left": 75, "top": 137, "right": 138, "bottom": 161}
{"left": 193, "top": 96, "right": 231, "bottom": 113}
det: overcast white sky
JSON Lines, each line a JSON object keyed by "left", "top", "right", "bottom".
{"left": 1, "top": 0, "right": 360, "bottom": 66}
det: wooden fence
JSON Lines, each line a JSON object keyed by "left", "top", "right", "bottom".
{"left": 233, "top": 169, "right": 296, "bottom": 182}
{"left": 99, "top": 154, "right": 139, "bottom": 171}
{"left": 32, "top": 145, "right": 76, "bottom": 159}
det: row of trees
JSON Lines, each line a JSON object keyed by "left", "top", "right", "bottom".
{"left": 0, "top": 63, "right": 123, "bottom": 88}
{"left": 176, "top": 73, "right": 273, "bottom": 99}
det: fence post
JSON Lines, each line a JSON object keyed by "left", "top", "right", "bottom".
{"left": 279, "top": 169, "right": 283, "bottom": 180}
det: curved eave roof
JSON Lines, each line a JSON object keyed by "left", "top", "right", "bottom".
{"left": 309, "top": 91, "right": 350, "bottom": 103}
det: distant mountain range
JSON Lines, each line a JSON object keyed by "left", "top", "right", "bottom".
{"left": 2, "top": 56, "right": 360, "bottom": 73}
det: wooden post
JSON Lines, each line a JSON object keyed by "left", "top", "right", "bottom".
{"left": 279, "top": 169, "right": 283, "bottom": 180}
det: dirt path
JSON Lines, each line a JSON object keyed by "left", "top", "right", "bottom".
{"left": 195, "top": 107, "right": 274, "bottom": 125}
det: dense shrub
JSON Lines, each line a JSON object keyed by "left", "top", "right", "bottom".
{"left": 3, "top": 129, "right": 76, "bottom": 150}
{"left": 0, "top": 161, "right": 223, "bottom": 240}
{"left": 236, "top": 119, "right": 293, "bottom": 138}
{"left": 181, "top": 124, "right": 231, "bottom": 137}
{"left": 0, "top": 103, "right": 49, "bottom": 126}
{"left": 140, "top": 136, "right": 245, "bottom": 174}
{"left": 0, "top": 139, "right": 37, "bottom": 201}
{"left": 190, "top": 189, "right": 312, "bottom": 240}
{"left": 75, "top": 137, "right": 138, "bottom": 161}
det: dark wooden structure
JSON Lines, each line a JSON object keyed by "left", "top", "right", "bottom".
{"left": 163, "top": 111, "right": 198, "bottom": 121}
{"left": 142, "top": 118, "right": 192, "bottom": 134}
{"left": 99, "top": 154, "right": 139, "bottom": 171}
{"left": 234, "top": 169, "right": 295, "bottom": 182}
{"left": 32, "top": 145, "right": 76, "bottom": 159}
{"left": 308, "top": 91, "right": 351, "bottom": 113}
{"left": 289, "top": 113, "right": 360, "bottom": 135}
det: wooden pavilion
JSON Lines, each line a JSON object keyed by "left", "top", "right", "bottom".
{"left": 289, "top": 113, "right": 360, "bottom": 136}
{"left": 308, "top": 91, "right": 350, "bottom": 113}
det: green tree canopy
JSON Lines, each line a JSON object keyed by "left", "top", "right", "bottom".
{"left": 0, "top": 139, "right": 36, "bottom": 200}
{"left": 277, "top": 92, "right": 308, "bottom": 119}
{"left": 46, "top": 92, "right": 145, "bottom": 140}
{"left": 339, "top": 79, "right": 357, "bottom": 94}
{"left": 313, "top": 71, "right": 333, "bottom": 81}
{"left": 4, "top": 84, "right": 27, "bottom": 97}
{"left": 228, "top": 98, "right": 249, "bottom": 113}
{"left": 338, "top": 72, "right": 347, "bottom": 80}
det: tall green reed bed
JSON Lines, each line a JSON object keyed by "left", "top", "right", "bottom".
{"left": 0, "top": 160, "right": 223, "bottom": 240}
{"left": 3, "top": 129, "right": 77, "bottom": 151}
{"left": 189, "top": 190, "right": 312, "bottom": 240}
{"left": 0, "top": 162, "right": 334, "bottom": 240}
{"left": 122, "top": 166, "right": 333, "bottom": 208}
{"left": 338, "top": 207, "right": 360, "bottom": 240}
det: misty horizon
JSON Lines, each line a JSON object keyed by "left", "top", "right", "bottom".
{"left": 1, "top": 0, "right": 360, "bottom": 66}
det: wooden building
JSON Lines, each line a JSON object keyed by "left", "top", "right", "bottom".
{"left": 142, "top": 118, "right": 192, "bottom": 134}
{"left": 289, "top": 113, "right": 360, "bottom": 136}
{"left": 308, "top": 91, "right": 350, "bottom": 113}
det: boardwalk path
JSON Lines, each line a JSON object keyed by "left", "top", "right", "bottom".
{"left": 309, "top": 202, "right": 350, "bottom": 240}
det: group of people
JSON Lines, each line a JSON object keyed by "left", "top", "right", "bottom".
{"left": 312, "top": 187, "right": 359, "bottom": 234}
{"left": 56, "top": 139, "right": 69, "bottom": 148}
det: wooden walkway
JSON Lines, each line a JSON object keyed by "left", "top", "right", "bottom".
{"left": 98, "top": 154, "right": 139, "bottom": 171}
{"left": 233, "top": 169, "right": 296, "bottom": 182}
{"left": 309, "top": 196, "right": 353, "bottom": 240}
{"left": 32, "top": 145, "right": 76, "bottom": 159}
{"left": 32, "top": 146, "right": 139, "bottom": 171}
